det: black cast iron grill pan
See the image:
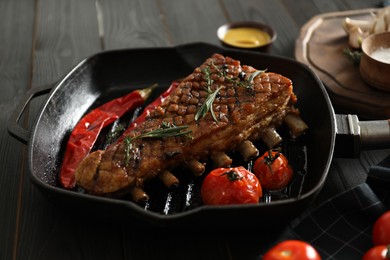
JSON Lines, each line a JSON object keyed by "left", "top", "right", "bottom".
{"left": 8, "top": 43, "right": 390, "bottom": 228}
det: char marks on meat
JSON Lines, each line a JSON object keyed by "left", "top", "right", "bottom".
{"left": 75, "top": 53, "right": 307, "bottom": 202}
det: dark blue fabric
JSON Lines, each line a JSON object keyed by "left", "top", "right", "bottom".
{"left": 367, "top": 154, "right": 390, "bottom": 195}
{"left": 274, "top": 182, "right": 389, "bottom": 259}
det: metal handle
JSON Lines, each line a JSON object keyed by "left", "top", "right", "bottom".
{"left": 335, "top": 114, "right": 390, "bottom": 158}
{"left": 7, "top": 85, "right": 53, "bottom": 145}
{"left": 360, "top": 119, "right": 390, "bottom": 150}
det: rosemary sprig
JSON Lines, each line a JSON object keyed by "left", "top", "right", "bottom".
{"left": 195, "top": 61, "right": 221, "bottom": 121}
{"left": 124, "top": 135, "right": 134, "bottom": 166}
{"left": 246, "top": 70, "right": 266, "bottom": 87}
{"left": 343, "top": 48, "right": 362, "bottom": 65}
{"left": 123, "top": 122, "right": 192, "bottom": 165}
{"left": 135, "top": 122, "right": 192, "bottom": 139}
{"left": 195, "top": 86, "right": 222, "bottom": 122}
{"left": 196, "top": 60, "right": 266, "bottom": 122}
{"left": 105, "top": 123, "right": 125, "bottom": 146}
{"left": 201, "top": 64, "right": 214, "bottom": 92}
{"left": 216, "top": 61, "right": 266, "bottom": 89}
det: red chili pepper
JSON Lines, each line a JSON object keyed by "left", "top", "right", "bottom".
{"left": 59, "top": 86, "right": 154, "bottom": 189}
{"left": 115, "top": 81, "right": 180, "bottom": 143}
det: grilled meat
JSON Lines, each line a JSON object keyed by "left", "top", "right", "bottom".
{"left": 75, "top": 53, "right": 307, "bottom": 202}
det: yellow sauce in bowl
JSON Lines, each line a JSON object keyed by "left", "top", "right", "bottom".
{"left": 223, "top": 27, "right": 271, "bottom": 48}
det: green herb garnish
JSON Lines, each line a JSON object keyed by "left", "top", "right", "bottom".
{"left": 105, "top": 123, "right": 126, "bottom": 146}
{"left": 123, "top": 122, "right": 192, "bottom": 165}
{"left": 343, "top": 48, "right": 362, "bottom": 65}
{"left": 216, "top": 61, "right": 266, "bottom": 89}
{"left": 195, "top": 61, "right": 220, "bottom": 121}
{"left": 195, "top": 86, "right": 223, "bottom": 122}
{"left": 124, "top": 135, "right": 134, "bottom": 166}
{"left": 196, "top": 60, "right": 266, "bottom": 122}
{"left": 246, "top": 70, "right": 265, "bottom": 87}
{"left": 201, "top": 64, "right": 214, "bottom": 91}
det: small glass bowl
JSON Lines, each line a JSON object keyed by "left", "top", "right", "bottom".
{"left": 217, "top": 21, "right": 277, "bottom": 53}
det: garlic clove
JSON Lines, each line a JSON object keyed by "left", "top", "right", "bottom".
{"left": 343, "top": 17, "right": 373, "bottom": 33}
{"left": 348, "top": 26, "right": 364, "bottom": 49}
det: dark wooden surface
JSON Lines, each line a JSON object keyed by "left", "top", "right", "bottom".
{"left": 1, "top": 0, "right": 389, "bottom": 259}
{"left": 295, "top": 8, "right": 390, "bottom": 119}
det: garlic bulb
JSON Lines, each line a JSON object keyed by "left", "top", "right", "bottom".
{"left": 343, "top": 7, "right": 390, "bottom": 48}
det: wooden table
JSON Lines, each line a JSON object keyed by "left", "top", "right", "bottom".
{"left": 1, "top": 0, "right": 389, "bottom": 259}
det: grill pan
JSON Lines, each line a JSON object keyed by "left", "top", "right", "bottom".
{"left": 8, "top": 43, "right": 389, "bottom": 228}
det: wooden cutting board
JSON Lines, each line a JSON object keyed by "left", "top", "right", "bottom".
{"left": 295, "top": 8, "right": 390, "bottom": 120}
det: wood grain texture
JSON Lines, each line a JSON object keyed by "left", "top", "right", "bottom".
{"left": 158, "top": 0, "right": 226, "bottom": 46}
{"left": 15, "top": 0, "right": 107, "bottom": 259}
{"left": 31, "top": 0, "right": 101, "bottom": 87}
{"left": 0, "top": 0, "right": 35, "bottom": 260}
{"left": 122, "top": 231, "right": 232, "bottom": 260}
{"left": 0, "top": 0, "right": 389, "bottom": 259}
{"left": 343, "top": 0, "right": 384, "bottom": 9}
{"left": 22, "top": 213, "right": 124, "bottom": 260}
{"left": 280, "top": 0, "right": 323, "bottom": 28}
{"left": 99, "top": 0, "right": 170, "bottom": 50}
{"left": 316, "top": 149, "right": 390, "bottom": 205}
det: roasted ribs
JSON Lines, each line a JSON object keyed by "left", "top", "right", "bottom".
{"left": 75, "top": 53, "right": 307, "bottom": 202}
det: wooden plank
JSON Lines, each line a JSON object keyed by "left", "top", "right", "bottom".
{"left": 122, "top": 231, "right": 232, "bottom": 259}
{"left": 158, "top": 0, "right": 226, "bottom": 46}
{"left": 0, "top": 0, "right": 35, "bottom": 259}
{"left": 343, "top": 0, "right": 383, "bottom": 9}
{"left": 14, "top": 0, "right": 123, "bottom": 259}
{"left": 279, "top": 0, "right": 324, "bottom": 27}
{"left": 99, "top": 0, "right": 170, "bottom": 49}
{"left": 315, "top": 149, "right": 390, "bottom": 204}
{"left": 17, "top": 213, "right": 124, "bottom": 259}
{"left": 30, "top": 0, "right": 101, "bottom": 86}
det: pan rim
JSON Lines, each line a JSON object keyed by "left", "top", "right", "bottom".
{"left": 26, "top": 42, "right": 337, "bottom": 225}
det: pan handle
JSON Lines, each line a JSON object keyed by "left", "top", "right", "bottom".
{"left": 360, "top": 119, "right": 390, "bottom": 149}
{"left": 335, "top": 114, "right": 390, "bottom": 158}
{"left": 7, "top": 85, "right": 53, "bottom": 145}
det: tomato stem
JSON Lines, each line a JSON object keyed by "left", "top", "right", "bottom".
{"left": 262, "top": 149, "right": 281, "bottom": 175}
{"left": 220, "top": 170, "right": 243, "bottom": 181}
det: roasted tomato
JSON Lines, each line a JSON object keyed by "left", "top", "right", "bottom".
{"left": 201, "top": 166, "right": 262, "bottom": 205}
{"left": 362, "top": 245, "right": 390, "bottom": 260}
{"left": 253, "top": 150, "right": 293, "bottom": 190}
{"left": 263, "top": 240, "right": 321, "bottom": 260}
{"left": 373, "top": 211, "right": 390, "bottom": 246}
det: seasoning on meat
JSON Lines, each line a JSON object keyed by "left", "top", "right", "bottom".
{"left": 74, "top": 53, "right": 308, "bottom": 202}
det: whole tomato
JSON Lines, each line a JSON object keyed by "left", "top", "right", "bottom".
{"left": 263, "top": 240, "right": 321, "bottom": 260}
{"left": 253, "top": 150, "right": 293, "bottom": 190}
{"left": 362, "top": 245, "right": 390, "bottom": 260}
{"left": 201, "top": 166, "right": 262, "bottom": 205}
{"left": 373, "top": 211, "right": 390, "bottom": 246}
